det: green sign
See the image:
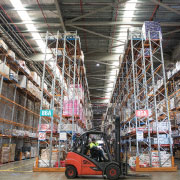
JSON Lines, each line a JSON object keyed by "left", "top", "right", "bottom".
{"left": 40, "top": 109, "right": 53, "bottom": 117}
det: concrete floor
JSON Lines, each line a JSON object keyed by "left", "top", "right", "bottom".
{"left": 0, "top": 159, "right": 180, "bottom": 180}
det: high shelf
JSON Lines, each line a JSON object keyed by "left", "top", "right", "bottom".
{"left": 34, "top": 31, "right": 92, "bottom": 171}
{"left": 106, "top": 30, "right": 177, "bottom": 171}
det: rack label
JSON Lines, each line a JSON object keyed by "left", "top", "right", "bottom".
{"left": 40, "top": 109, "right": 53, "bottom": 117}
{"left": 136, "top": 110, "right": 149, "bottom": 117}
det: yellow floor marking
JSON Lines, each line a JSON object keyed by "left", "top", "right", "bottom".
{"left": 0, "top": 170, "right": 32, "bottom": 173}
{"left": 8, "top": 162, "right": 34, "bottom": 170}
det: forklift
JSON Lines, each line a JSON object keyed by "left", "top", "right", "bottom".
{"left": 65, "top": 117, "right": 129, "bottom": 180}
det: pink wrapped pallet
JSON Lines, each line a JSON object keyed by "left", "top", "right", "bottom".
{"left": 63, "top": 96, "right": 80, "bottom": 117}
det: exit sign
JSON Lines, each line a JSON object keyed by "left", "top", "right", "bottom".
{"left": 136, "top": 110, "right": 149, "bottom": 118}
{"left": 40, "top": 109, "right": 53, "bottom": 117}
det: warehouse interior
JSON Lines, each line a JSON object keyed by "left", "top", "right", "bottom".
{"left": 0, "top": 0, "right": 180, "bottom": 180}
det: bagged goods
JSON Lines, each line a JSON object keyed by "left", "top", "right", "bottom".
{"left": 18, "top": 60, "right": 30, "bottom": 75}
{"left": 142, "top": 21, "right": 162, "bottom": 40}
{"left": 0, "top": 39, "right": 8, "bottom": 51}
{"left": 9, "top": 69, "right": 18, "bottom": 82}
{"left": 0, "top": 61, "right": 10, "bottom": 76}
{"left": 18, "top": 75, "right": 27, "bottom": 88}
{"left": 41, "top": 149, "right": 58, "bottom": 161}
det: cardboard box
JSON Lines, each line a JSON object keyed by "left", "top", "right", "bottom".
{"left": 0, "top": 61, "right": 9, "bottom": 76}
{"left": 18, "top": 75, "right": 27, "bottom": 88}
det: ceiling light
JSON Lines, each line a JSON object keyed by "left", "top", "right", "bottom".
{"left": 96, "top": 64, "right": 100, "bottom": 67}
{"left": 10, "top": 0, "right": 46, "bottom": 53}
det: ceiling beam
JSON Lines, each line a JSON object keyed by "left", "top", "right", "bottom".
{"left": 67, "top": 21, "right": 180, "bottom": 27}
{"left": 151, "top": 0, "right": 180, "bottom": 16}
{"left": 163, "top": 28, "right": 180, "bottom": 36}
{"left": 65, "top": 0, "right": 128, "bottom": 23}
{"left": 54, "top": 0, "right": 66, "bottom": 32}
{"left": 69, "top": 25, "right": 124, "bottom": 43}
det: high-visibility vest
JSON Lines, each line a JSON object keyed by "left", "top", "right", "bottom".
{"left": 90, "top": 142, "right": 98, "bottom": 149}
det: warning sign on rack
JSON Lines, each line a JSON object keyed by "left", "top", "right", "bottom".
{"left": 136, "top": 110, "right": 149, "bottom": 118}
{"left": 137, "top": 131, "right": 144, "bottom": 141}
{"left": 60, "top": 132, "right": 67, "bottom": 141}
{"left": 38, "top": 132, "right": 46, "bottom": 141}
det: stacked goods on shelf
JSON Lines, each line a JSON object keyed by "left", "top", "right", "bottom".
{"left": 9, "top": 144, "right": 16, "bottom": 161}
{"left": 0, "top": 60, "right": 9, "bottom": 76}
{"left": 31, "top": 147, "right": 38, "bottom": 158}
{"left": 18, "top": 60, "right": 31, "bottom": 76}
{"left": 129, "top": 151, "right": 172, "bottom": 168}
{"left": 109, "top": 22, "right": 176, "bottom": 171}
{"left": 0, "top": 146, "right": 10, "bottom": 163}
{"left": 9, "top": 69, "right": 18, "bottom": 82}
{"left": 27, "top": 80, "right": 41, "bottom": 100}
{"left": 142, "top": 21, "right": 161, "bottom": 40}
{"left": 39, "top": 124, "right": 57, "bottom": 133}
{"left": 175, "top": 150, "right": 180, "bottom": 159}
{"left": 12, "top": 129, "right": 37, "bottom": 138}
{"left": 39, "top": 148, "right": 58, "bottom": 167}
{"left": 167, "top": 61, "right": 180, "bottom": 79}
{"left": 58, "top": 124, "right": 77, "bottom": 133}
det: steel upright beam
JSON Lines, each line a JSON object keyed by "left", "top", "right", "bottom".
{"left": 37, "top": 31, "right": 49, "bottom": 165}
{"left": 58, "top": 33, "right": 66, "bottom": 167}
{"left": 71, "top": 34, "right": 77, "bottom": 147}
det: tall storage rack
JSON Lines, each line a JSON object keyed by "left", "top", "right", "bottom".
{"left": 109, "top": 30, "right": 177, "bottom": 171}
{"left": 0, "top": 43, "right": 40, "bottom": 163}
{"left": 34, "top": 31, "right": 92, "bottom": 171}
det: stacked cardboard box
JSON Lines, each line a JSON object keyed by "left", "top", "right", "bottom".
{"left": 18, "top": 75, "right": 27, "bottom": 88}
{"left": 175, "top": 150, "right": 180, "bottom": 159}
{"left": 0, "top": 147, "right": 10, "bottom": 163}
{"left": 27, "top": 80, "right": 41, "bottom": 99}
{"left": 9, "top": 144, "right": 16, "bottom": 162}
{"left": 142, "top": 21, "right": 161, "bottom": 40}
{"left": 0, "top": 60, "right": 10, "bottom": 76}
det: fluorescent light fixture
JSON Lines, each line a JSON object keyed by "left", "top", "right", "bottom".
{"left": 10, "top": 0, "right": 46, "bottom": 53}
{"left": 96, "top": 63, "right": 100, "bottom": 67}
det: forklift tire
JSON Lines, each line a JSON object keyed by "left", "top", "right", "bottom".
{"left": 65, "top": 166, "right": 77, "bottom": 179}
{"left": 105, "top": 164, "right": 120, "bottom": 180}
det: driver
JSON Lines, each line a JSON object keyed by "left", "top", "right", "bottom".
{"left": 90, "top": 138, "right": 107, "bottom": 162}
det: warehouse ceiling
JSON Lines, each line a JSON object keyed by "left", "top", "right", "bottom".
{"left": 0, "top": 0, "right": 180, "bottom": 128}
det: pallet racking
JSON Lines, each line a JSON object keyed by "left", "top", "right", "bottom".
{"left": 34, "top": 31, "right": 92, "bottom": 171}
{"left": 106, "top": 30, "right": 177, "bottom": 171}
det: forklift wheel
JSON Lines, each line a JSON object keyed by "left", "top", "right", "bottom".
{"left": 65, "top": 166, "right": 77, "bottom": 179}
{"left": 105, "top": 164, "right": 120, "bottom": 180}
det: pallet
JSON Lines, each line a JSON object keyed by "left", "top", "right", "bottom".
{"left": 134, "top": 157, "right": 178, "bottom": 172}
{"left": 33, "top": 167, "right": 65, "bottom": 172}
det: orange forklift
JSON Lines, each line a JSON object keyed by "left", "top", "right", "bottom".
{"left": 65, "top": 117, "right": 128, "bottom": 180}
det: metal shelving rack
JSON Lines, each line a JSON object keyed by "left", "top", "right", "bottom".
{"left": 35, "top": 31, "right": 92, "bottom": 171}
{"left": 108, "top": 30, "right": 177, "bottom": 171}
{"left": 0, "top": 46, "right": 40, "bottom": 162}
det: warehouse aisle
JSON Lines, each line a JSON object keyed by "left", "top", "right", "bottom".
{"left": 0, "top": 159, "right": 180, "bottom": 180}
